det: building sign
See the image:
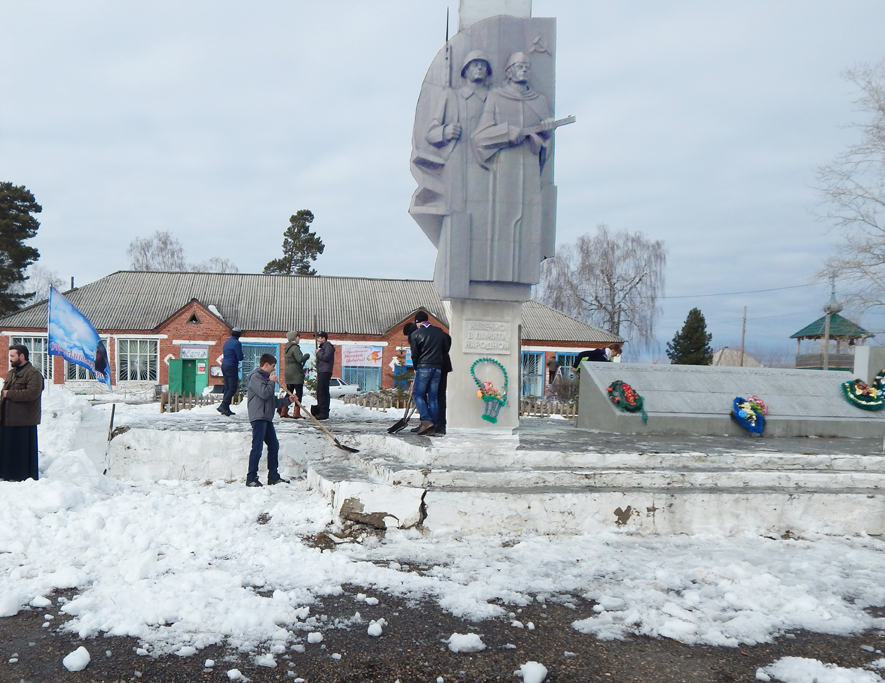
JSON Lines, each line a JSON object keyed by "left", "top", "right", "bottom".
{"left": 463, "top": 320, "right": 511, "bottom": 354}
{"left": 181, "top": 345, "right": 208, "bottom": 359}
{"left": 197, "top": 362, "right": 207, "bottom": 374}
{"left": 341, "top": 345, "right": 383, "bottom": 367}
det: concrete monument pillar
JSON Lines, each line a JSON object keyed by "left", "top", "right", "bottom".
{"left": 409, "top": 3, "right": 570, "bottom": 432}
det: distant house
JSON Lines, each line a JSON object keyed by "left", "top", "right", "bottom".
{"left": 790, "top": 313, "right": 872, "bottom": 370}
{"left": 711, "top": 347, "right": 764, "bottom": 367}
{"left": 0, "top": 271, "right": 625, "bottom": 397}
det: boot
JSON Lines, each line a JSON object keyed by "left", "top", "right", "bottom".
{"left": 292, "top": 405, "right": 304, "bottom": 419}
{"left": 279, "top": 406, "right": 291, "bottom": 419}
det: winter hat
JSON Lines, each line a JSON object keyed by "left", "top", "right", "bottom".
{"left": 231, "top": 327, "right": 242, "bottom": 338}
{"left": 286, "top": 330, "right": 298, "bottom": 342}
{"left": 317, "top": 331, "right": 328, "bottom": 340}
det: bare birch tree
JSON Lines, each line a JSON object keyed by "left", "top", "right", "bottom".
{"left": 10, "top": 264, "right": 65, "bottom": 306}
{"left": 537, "top": 224, "right": 666, "bottom": 352}
{"left": 816, "top": 60, "right": 885, "bottom": 310}
{"left": 126, "top": 231, "right": 239, "bottom": 273}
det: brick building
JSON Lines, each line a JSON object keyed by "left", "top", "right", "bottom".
{"left": 0, "top": 271, "right": 624, "bottom": 397}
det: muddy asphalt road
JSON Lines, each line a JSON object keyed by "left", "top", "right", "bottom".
{"left": 1, "top": 587, "right": 883, "bottom": 683}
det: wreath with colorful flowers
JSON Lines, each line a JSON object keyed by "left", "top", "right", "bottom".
{"left": 841, "top": 368, "right": 885, "bottom": 411}
{"left": 470, "top": 358, "right": 508, "bottom": 423}
{"left": 731, "top": 395, "right": 768, "bottom": 434}
{"left": 606, "top": 380, "right": 648, "bottom": 423}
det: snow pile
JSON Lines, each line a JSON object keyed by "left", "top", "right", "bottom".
{"left": 758, "top": 657, "right": 884, "bottom": 682}
{"left": 447, "top": 633, "right": 486, "bottom": 653}
{"left": 0, "top": 387, "right": 883, "bottom": 658}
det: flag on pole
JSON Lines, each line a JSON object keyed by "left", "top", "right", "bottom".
{"left": 48, "top": 286, "right": 112, "bottom": 389}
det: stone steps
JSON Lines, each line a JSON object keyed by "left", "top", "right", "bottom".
{"left": 306, "top": 432, "right": 885, "bottom": 536}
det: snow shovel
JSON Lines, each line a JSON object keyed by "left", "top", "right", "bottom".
{"left": 388, "top": 379, "right": 416, "bottom": 434}
{"left": 282, "top": 386, "right": 360, "bottom": 453}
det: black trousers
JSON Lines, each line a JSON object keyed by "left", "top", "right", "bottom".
{"left": 221, "top": 365, "right": 239, "bottom": 409}
{"left": 0, "top": 425, "right": 39, "bottom": 481}
{"left": 316, "top": 372, "right": 331, "bottom": 417}
{"left": 436, "top": 372, "right": 448, "bottom": 433}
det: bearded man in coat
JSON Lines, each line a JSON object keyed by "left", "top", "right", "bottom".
{"left": 0, "top": 344, "right": 44, "bottom": 481}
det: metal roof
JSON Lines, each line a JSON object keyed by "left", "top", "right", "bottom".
{"left": 789, "top": 313, "right": 872, "bottom": 340}
{"left": 0, "top": 270, "right": 624, "bottom": 344}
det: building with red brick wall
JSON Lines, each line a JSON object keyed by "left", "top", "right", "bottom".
{"left": 0, "top": 271, "right": 624, "bottom": 397}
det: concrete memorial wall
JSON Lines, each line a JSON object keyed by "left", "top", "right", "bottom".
{"left": 578, "top": 363, "right": 885, "bottom": 438}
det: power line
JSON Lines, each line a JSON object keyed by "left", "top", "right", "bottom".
{"left": 660, "top": 283, "right": 816, "bottom": 299}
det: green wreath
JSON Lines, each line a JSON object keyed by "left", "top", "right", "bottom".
{"left": 841, "top": 369, "right": 885, "bottom": 411}
{"left": 606, "top": 380, "right": 648, "bottom": 423}
{"left": 471, "top": 358, "right": 508, "bottom": 423}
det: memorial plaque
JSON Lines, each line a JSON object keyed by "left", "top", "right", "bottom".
{"left": 463, "top": 320, "right": 511, "bottom": 354}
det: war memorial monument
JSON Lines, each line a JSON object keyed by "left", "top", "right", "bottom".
{"left": 102, "top": 1, "right": 885, "bottom": 537}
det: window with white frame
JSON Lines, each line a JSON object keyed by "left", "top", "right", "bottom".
{"left": 66, "top": 337, "right": 109, "bottom": 380}
{"left": 11, "top": 336, "right": 52, "bottom": 379}
{"left": 117, "top": 339, "right": 158, "bottom": 381}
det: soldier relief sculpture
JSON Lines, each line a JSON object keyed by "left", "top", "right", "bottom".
{"left": 409, "top": 16, "right": 572, "bottom": 302}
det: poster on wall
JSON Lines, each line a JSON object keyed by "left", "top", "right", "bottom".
{"left": 181, "top": 345, "right": 208, "bottom": 359}
{"left": 341, "top": 345, "right": 383, "bottom": 367}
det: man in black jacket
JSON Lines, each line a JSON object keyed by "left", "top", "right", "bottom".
{"left": 409, "top": 311, "right": 451, "bottom": 436}
{"left": 312, "top": 332, "right": 334, "bottom": 420}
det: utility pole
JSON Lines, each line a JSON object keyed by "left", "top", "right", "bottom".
{"left": 739, "top": 306, "right": 747, "bottom": 367}
{"left": 822, "top": 276, "right": 842, "bottom": 371}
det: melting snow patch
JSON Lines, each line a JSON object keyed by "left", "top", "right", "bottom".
{"left": 307, "top": 632, "right": 323, "bottom": 644}
{"left": 519, "top": 661, "right": 548, "bottom": 683}
{"left": 62, "top": 646, "right": 90, "bottom": 672}
{"left": 447, "top": 633, "right": 485, "bottom": 653}
{"left": 254, "top": 653, "right": 277, "bottom": 667}
{"left": 760, "top": 657, "right": 885, "bottom": 682}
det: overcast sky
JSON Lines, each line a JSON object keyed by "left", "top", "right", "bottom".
{"left": 2, "top": 0, "right": 884, "bottom": 361}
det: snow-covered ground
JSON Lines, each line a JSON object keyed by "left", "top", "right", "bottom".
{"left": 2, "top": 388, "right": 885, "bottom": 681}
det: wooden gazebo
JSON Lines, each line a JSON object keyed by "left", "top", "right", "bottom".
{"left": 790, "top": 312, "right": 872, "bottom": 370}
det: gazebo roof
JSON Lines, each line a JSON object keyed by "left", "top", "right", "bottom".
{"left": 789, "top": 313, "right": 872, "bottom": 340}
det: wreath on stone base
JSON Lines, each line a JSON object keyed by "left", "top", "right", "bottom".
{"left": 841, "top": 368, "right": 885, "bottom": 411}
{"left": 471, "top": 358, "right": 508, "bottom": 424}
{"left": 606, "top": 380, "right": 647, "bottom": 423}
{"left": 731, "top": 395, "right": 767, "bottom": 435}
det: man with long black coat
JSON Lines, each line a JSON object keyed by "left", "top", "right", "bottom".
{"left": 0, "top": 344, "right": 44, "bottom": 481}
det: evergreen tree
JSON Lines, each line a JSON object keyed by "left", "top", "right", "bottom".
{"left": 264, "top": 210, "right": 325, "bottom": 276}
{"left": 666, "top": 307, "right": 713, "bottom": 365}
{"left": 0, "top": 182, "right": 42, "bottom": 315}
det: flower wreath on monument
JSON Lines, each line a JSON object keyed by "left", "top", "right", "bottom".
{"left": 471, "top": 358, "right": 508, "bottom": 424}
{"left": 606, "top": 380, "right": 647, "bottom": 423}
{"left": 841, "top": 368, "right": 885, "bottom": 411}
{"left": 731, "top": 395, "right": 768, "bottom": 435}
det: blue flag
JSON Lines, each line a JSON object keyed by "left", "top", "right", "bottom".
{"left": 48, "top": 286, "right": 112, "bottom": 389}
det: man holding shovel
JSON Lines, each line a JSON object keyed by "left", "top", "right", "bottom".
{"left": 245, "top": 353, "right": 297, "bottom": 487}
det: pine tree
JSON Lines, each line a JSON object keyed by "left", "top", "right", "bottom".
{"left": 666, "top": 307, "right": 713, "bottom": 365}
{"left": 264, "top": 210, "right": 325, "bottom": 276}
{"left": 0, "top": 182, "right": 42, "bottom": 315}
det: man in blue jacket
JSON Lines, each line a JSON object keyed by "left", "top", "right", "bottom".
{"left": 246, "top": 353, "right": 297, "bottom": 487}
{"left": 218, "top": 327, "right": 243, "bottom": 416}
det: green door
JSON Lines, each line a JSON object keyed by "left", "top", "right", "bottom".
{"left": 182, "top": 359, "right": 197, "bottom": 396}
